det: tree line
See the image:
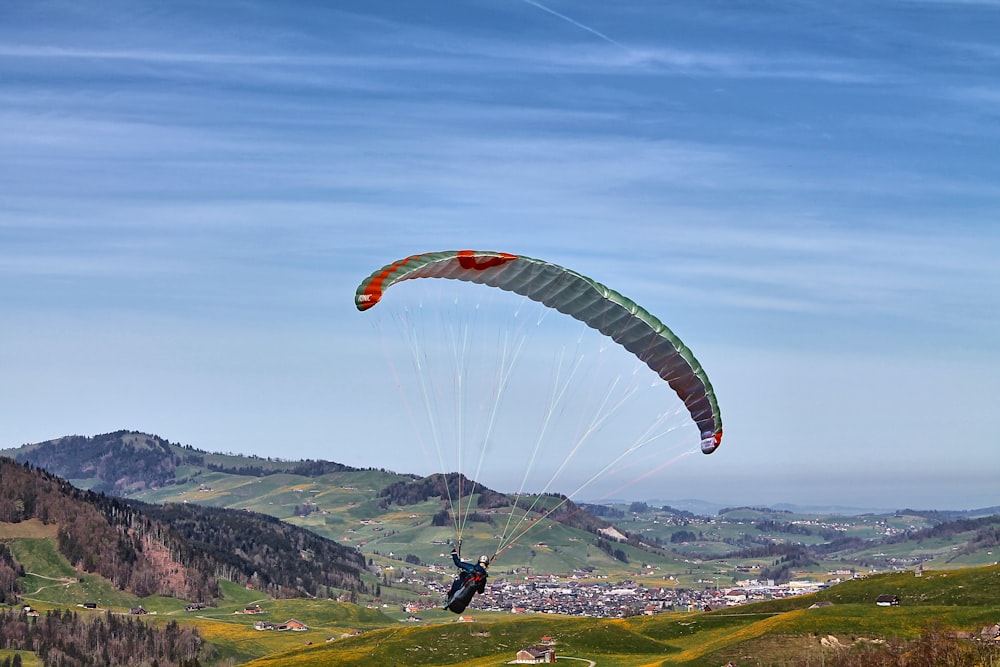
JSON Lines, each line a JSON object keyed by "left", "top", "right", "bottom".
{"left": 595, "top": 538, "right": 629, "bottom": 564}
{"left": 203, "top": 459, "right": 358, "bottom": 478}
{"left": 889, "top": 514, "right": 1000, "bottom": 544}
{"left": 378, "top": 473, "right": 510, "bottom": 508}
{"left": 0, "top": 607, "right": 204, "bottom": 667}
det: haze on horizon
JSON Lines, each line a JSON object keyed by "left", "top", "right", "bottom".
{"left": 1, "top": 1, "right": 998, "bottom": 512}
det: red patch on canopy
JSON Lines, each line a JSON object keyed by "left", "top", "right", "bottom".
{"left": 456, "top": 250, "right": 518, "bottom": 271}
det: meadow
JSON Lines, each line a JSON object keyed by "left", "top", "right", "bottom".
{"left": 224, "top": 564, "right": 1000, "bottom": 667}
{"left": 6, "top": 518, "right": 999, "bottom": 666}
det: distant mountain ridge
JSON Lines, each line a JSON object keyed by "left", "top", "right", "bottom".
{"left": 3, "top": 431, "right": 376, "bottom": 496}
{"left": 4, "top": 430, "right": 615, "bottom": 535}
{"left": 12, "top": 431, "right": 995, "bottom": 519}
{"left": 644, "top": 498, "right": 1000, "bottom": 518}
{"left": 9, "top": 431, "right": 183, "bottom": 494}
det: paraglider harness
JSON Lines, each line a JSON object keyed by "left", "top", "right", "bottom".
{"left": 444, "top": 545, "right": 490, "bottom": 613}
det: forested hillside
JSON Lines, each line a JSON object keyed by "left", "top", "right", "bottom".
{"left": 0, "top": 458, "right": 364, "bottom": 601}
{"left": 0, "top": 457, "right": 214, "bottom": 600}
{"left": 129, "top": 501, "right": 364, "bottom": 598}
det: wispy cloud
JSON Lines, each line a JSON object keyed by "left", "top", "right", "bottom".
{"left": 0, "top": 39, "right": 879, "bottom": 86}
{"left": 0, "top": 44, "right": 295, "bottom": 64}
{"left": 948, "top": 84, "right": 1000, "bottom": 107}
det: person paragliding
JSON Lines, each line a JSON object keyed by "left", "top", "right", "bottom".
{"left": 444, "top": 549, "right": 489, "bottom": 613}
{"left": 356, "top": 250, "right": 725, "bottom": 612}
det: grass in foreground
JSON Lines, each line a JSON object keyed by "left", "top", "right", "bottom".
{"left": 229, "top": 564, "right": 1000, "bottom": 667}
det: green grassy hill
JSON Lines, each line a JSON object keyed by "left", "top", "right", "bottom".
{"left": 230, "top": 564, "right": 1000, "bottom": 667}
{"left": 2, "top": 432, "right": 723, "bottom": 582}
{"left": 4, "top": 431, "right": 999, "bottom": 590}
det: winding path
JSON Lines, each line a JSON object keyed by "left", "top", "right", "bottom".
{"left": 23, "top": 572, "right": 77, "bottom": 596}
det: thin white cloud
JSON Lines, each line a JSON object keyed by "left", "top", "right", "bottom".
{"left": 948, "top": 85, "right": 1000, "bottom": 107}
{"left": 0, "top": 43, "right": 449, "bottom": 72}
{"left": 0, "top": 44, "right": 289, "bottom": 64}
{"left": 0, "top": 33, "right": 883, "bottom": 85}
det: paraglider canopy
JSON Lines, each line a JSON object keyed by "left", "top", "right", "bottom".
{"left": 356, "top": 249, "right": 723, "bottom": 451}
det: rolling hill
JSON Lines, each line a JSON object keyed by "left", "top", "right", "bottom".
{"left": 2, "top": 432, "right": 689, "bottom": 583}
{"left": 4, "top": 431, "right": 999, "bottom": 588}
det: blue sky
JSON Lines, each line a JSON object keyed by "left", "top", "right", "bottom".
{"left": 2, "top": 1, "right": 998, "bottom": 510}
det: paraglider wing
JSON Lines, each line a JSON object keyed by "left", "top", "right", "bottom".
{"left": 356, "top": 250, "right": 723, "bottom": 453}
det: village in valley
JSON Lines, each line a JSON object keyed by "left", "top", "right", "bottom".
{"left": 387, "top": 569, "right": 838, "bottom": 621}
{"left": 348, "top": 501, "right": 998, "bottom": 623}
